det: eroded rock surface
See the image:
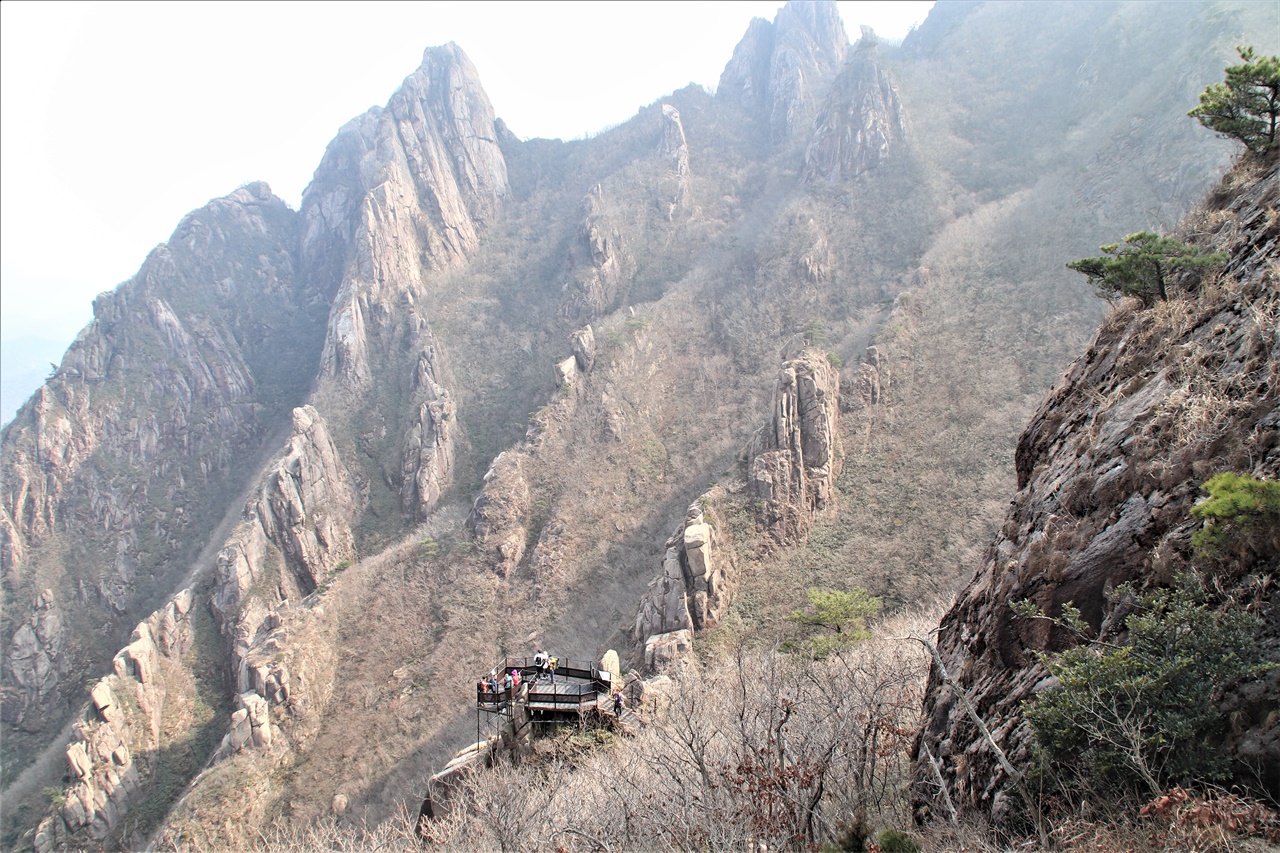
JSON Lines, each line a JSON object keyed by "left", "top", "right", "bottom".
{"left": 914, "top": 156, "right": 1280, "bottom": 823}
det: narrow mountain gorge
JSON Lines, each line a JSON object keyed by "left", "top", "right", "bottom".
{"left": 2, "top": 1, "right": 1276, "bottom": 849}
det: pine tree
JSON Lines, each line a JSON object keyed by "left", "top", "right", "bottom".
{"left": 1189, "top": 46, "right": 1280, "bottom": 154}
{"left": 1067, "top": 231, "right": 1224, "bottom": 306}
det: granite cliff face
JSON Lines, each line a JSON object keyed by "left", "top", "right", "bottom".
{"left": 804, "top": 30, "right": 908, "bottom": 184}
{"left": 914, "top": 154, "right": 1280, "bottom": 822}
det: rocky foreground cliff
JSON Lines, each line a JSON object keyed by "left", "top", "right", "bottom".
{"left": 914, "top": 152, "right": 1280, "bottom": 823}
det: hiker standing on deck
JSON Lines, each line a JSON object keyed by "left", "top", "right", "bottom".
{"left": 533, "top": 648, "right": 548, "bottom": 681}
{"left": 612, "top": 691, "right": 625, "bottom": 715}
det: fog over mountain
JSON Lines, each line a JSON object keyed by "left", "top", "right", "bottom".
{"left": 2, "top": 2, "right": 1276, "bottom": 850}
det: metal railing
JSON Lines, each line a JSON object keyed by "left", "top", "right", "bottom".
{"left": 475, "top": 656, "right": 613, "bottom": 710}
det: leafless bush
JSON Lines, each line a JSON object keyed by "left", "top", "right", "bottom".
{"left": 416, "top": 608, "right": 937, "bottom": 852}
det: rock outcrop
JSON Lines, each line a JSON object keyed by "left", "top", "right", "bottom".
{"left": 400, "top": 342, "right": 458, "bottom": 520}
{"left": 302, "top": 43, "right": 506, "bottom": 527}
{"left": 633, "top": 488, "right": 737, "bottom": 672}
{"left": 467, "top": 451, "right": 532, "bottom": 576}
{"left": 43, "top": 589, "right": 196, "bottom": 845}
{"left": 914, "top": 155, "right": 1280, "bottom": 823}
{"left": 4, "top": 590, "right": 67, "bottom": 731}
{"left": 804, "top": 30, "right": 908, "bottom": 183}
{"left": 561, "top": 185, "right": 628, "bottom": 321}
{"left": 748, "top": 348, "right": 843, "bottom": 541}
{"left": 658, "top": 104, "right": 692, "bottom": 219}
{"left": 718, "top": 0, "right": 849, "bottom": 143}
{"left": 213, "top": 405, "right": 355, "bottom": 635}
{"left": 204, "top": 405, "right": 353, "bottom": 766}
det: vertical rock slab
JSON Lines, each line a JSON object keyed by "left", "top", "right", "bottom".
{"left": 748, "top": 348, "right": 843, "bottom": 541}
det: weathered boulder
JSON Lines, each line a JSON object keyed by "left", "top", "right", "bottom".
{"left": 643, "top": 630, "right": 693, "bottom": 673}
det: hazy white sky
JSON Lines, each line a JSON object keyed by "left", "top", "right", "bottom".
{"left": 0, "top": 1, "right": 933, "bottom": 422}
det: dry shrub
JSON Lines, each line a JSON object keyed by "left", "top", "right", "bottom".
{"left": 408, "top": 606, "right": 941, "bottom": 852}
{"left": 1141, "top": 787, "right": 1280, "bottom": 852}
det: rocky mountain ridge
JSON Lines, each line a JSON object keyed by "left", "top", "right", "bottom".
{"left": 3, "top": 1, "right": 1275, "bottom": 847}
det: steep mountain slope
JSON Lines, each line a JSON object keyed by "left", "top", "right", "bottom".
{"left": 914, "top": 151, "right": 1280, "bottom": 824}
{"left": 2, "top": 1, "right": 1277, "bottom": 848}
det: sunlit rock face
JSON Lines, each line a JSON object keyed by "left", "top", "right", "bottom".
{"left": 804, "top": 29, "right": 909, "bottom": 184}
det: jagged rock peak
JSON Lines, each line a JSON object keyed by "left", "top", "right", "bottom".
{"left": 308, "top": 40, "right": 507, "bottom": 396}
{"left": 718, "top": 0, "right": 850, "bottom": 143}
{"left": 399, "top": 42, "right": 509, "bottom": 222}
{"left": 803, "top": 31, "right": 908, "bottom": 183}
